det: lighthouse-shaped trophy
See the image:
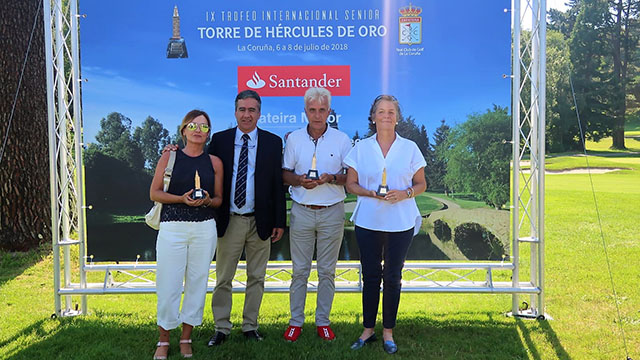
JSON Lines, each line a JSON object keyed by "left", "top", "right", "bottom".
{"left": 376, "top": 168, "right": 389, "bottom": 197}
{"left": 192, "top": 171, "right": 205, "bottom": 200}
{"left": 306, "top": 152, "right": 320, "bottom": 180}
{"left": 167, "top": 5, "right": 188, "bottom": 58}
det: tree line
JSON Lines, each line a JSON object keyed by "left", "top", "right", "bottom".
{"left": 84, "top": 113, "right": 173, "bottom": 174}
{"left": 545, "top": 0, "right": 639, "bottom": 151}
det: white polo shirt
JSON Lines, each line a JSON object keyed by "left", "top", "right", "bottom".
{"left": 283, "top": 125, "right": 353, "bottom": 206}
{"left": 344, "top": 134, "right": 426, "bottom": 234}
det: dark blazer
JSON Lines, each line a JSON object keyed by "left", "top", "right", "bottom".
{"left": 208, "top": 127, "right": 286, "bottom": 240}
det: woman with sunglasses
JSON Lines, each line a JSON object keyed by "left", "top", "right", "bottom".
{"left": 150, "top": 109, "right": 223, "bottom": 359}
{"left": 344, "top": 95, "right": 427, "bottom": 355}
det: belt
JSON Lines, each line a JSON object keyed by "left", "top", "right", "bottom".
{"left": 298, "top": 202, "right": 339, "bottom": 210}
{"left": 231, "top": 212, "right": 255, "bottom": 217}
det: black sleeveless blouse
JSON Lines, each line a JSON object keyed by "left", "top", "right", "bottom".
{"left": 160, "top": 150, "right": 216, "bottom": 222}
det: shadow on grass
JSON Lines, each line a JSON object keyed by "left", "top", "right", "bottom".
{"left": 3, "top": 311, "right": 569, "bottom": 360}
{"left": 516, "top": 318, "right": 571, "bottom": 360}
{"left": 0, "top": 243, "right": 51, "bottom": 289}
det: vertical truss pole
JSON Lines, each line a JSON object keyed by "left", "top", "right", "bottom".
{"left": 529, "top": 0, "right": 546, "bottom": 318}
{"left": 54, "top": 0, "right": 72, "bottom": 313}
{"left": 70, "top": 0, "right": 88, "bottom": 315}
{"left": 537, "top": 0, "right": 547, "bottom": 317}
{"left": 511, "top": 0, "right": 522, "bottom": 316}
{"left": 43, "top": 0, "right": 61, "bottom": 317}
{"left": 530, "top": 0, "right": 540, "bottom": 313}
{"left": 45, "top": 0, "right": 85, "bottom": 317}
{"left": 512, "top": 0, "right": 546, "bottom": 318}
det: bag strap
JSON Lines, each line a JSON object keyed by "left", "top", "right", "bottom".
{"left": 162, "top": 151, "right": 176, "bottom": 192}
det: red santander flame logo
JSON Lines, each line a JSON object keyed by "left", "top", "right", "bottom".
{"left": 238, "top": 65, "right": 351, "bottom": 97}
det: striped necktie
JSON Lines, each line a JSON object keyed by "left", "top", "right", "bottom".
{"left": 234, "top": 133, "right": 250, "bottom": 208}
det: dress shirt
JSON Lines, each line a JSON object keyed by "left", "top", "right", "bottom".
{"left": 230, "top": 127, "right": 258, "bottom": 214}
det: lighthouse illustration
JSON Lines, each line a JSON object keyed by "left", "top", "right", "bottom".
{"left": 166, "top": 5, "right": 188, "bottom": 58}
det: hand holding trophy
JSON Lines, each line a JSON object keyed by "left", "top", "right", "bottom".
{"left": 192, "top": 170, "right": 205, "bottom": 200}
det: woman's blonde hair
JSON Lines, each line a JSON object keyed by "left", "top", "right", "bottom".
{"left": 179, "top": 109, "right": 211, "bottom": 144}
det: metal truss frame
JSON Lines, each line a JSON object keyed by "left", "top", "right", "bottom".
{"left": 45, "top": 0, "right": 546, "bottom": 319}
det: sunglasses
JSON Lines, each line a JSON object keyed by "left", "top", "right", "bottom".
{"left": 186, "top": 123, "right": 210, "bottom": 133}
{"left": 374, "top": 94, "right": 398, "bottom": 102}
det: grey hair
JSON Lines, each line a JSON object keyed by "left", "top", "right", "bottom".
{"left": 304, "top": 87, "right": 331, "bottom": 108}
{"left": 368, "top": 94, "right": 402, "bottom": 123}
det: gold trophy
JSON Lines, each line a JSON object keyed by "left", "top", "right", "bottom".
{"left": 376, "top": 168, "right": 389, "bottom": 197}
{"left": 192, "top": 170, "right": 205, "bottom": 199}
{"left": 306, "top": 152, "right": 320, "bottom": 180}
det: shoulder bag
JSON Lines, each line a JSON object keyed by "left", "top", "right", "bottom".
{"left": 144, "top": 150, "right": 176, "bottom": 230}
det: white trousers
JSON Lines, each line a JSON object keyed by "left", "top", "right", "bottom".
{"left": 156, "top": 219, "right": 217, "bottom": 330}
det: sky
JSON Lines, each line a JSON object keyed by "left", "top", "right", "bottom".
{"left": 80, "top": 0, "right": 518, "bottom": 142}
{"left": 547, "top": 0, "right": 569, "bottom": 12}
{"left": 520, "top": 0, "right": 569, "bottom": 29}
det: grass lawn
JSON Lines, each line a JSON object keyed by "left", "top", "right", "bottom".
{"left": 1, "top": 137, "right": 639, "bottom": 359}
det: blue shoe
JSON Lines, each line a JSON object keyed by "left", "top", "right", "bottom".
{"left": 383, "top": 340, "right": 398, "bottom": 354}
{"left": 350, "top": 334, "right": 377, "bottom": 350}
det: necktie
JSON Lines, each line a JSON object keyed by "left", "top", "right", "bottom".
{"left": 234, "top": 133, "right": 250, "bottom": 208}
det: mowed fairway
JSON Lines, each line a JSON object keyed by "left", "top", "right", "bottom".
{"left": 0, "top": 138, "right": 638, "bottom": 359}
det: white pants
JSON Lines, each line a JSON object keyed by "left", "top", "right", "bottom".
{"left": 156, "top": 219, "right": 217, "bottom": 330}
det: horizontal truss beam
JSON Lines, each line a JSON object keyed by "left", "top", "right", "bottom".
{"left": 59, "top": 262, "right": 539, "bottom": 295}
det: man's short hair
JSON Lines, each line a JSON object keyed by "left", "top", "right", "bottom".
{"left": 304, "top": 87, "right": 331, "bottom": 109}
{"left": 235, "top": 90, "right": 262, "bottom": 111}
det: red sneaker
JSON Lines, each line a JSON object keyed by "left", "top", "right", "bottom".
{"left": 317, "top": 326, "right": 335, "bottom": 341}
{"left": 283, "top": 325, "right": 302, "bottom": 342}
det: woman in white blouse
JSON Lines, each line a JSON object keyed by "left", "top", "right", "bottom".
{"left": 344, "top": 95, "right": 427, "bottom": 355}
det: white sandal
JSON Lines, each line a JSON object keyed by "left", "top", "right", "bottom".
{"left": 179, "top": 339, "right": 193, "bottom": 358}
{"left": 153, "top": 341, "right": 170, "bottom": 360}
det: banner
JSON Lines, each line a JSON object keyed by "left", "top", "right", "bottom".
{"left": 81, "top": 0, "right": 511, "bottom": 261}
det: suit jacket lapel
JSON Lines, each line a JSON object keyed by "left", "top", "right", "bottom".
{"left": 224, "top": 127, "right": 236, "bottom": 190}
{"left": 255, "top": 128, "right": 264, "bottom": 179}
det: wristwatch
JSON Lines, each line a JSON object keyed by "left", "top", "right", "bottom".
{"left": 331, "top": 174, "right": 337, "bottom": 184}
{"left": 406, "top": 188, "right": 412, "bottom": 198}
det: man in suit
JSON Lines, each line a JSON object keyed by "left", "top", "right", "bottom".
{"left": 207, "top": 90, "right": 286, "bottom": 345}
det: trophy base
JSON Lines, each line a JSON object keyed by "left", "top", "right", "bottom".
{"left": 192, "top": 188, "right": 205, "bottom": 200}
{"left": 307, "top": 169, "right": 319, "bottom": 180}
{"left": 167, "top": 38, "right": 188, "bottom": 58}
{"left": 376, "top": 185, "right": 389, "bottom": 197}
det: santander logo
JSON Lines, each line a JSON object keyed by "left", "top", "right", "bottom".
{"left": 246, "top": 71, "right": 266, "bottom": 89}
{"left": 238, "top": 65, "right": 351, "bottom": 96}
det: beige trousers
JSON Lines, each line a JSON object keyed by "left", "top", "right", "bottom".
{"left": 211, "top": 214, "right": 270, "bottom": 334}
{"left": 288, "top": 201, "right": 344, "bottom": 327}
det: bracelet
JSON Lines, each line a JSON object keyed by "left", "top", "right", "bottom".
{"left": 406, "top": 187, "right": 414, "bottom": 198}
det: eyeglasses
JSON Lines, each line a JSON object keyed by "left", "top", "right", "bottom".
{"left": 186, "top": 123, "right": 210, "bottom": 133}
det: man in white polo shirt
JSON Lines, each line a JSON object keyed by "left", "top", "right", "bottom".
{"left": 281, "top": 87, "right": 352, "bottom": 342}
